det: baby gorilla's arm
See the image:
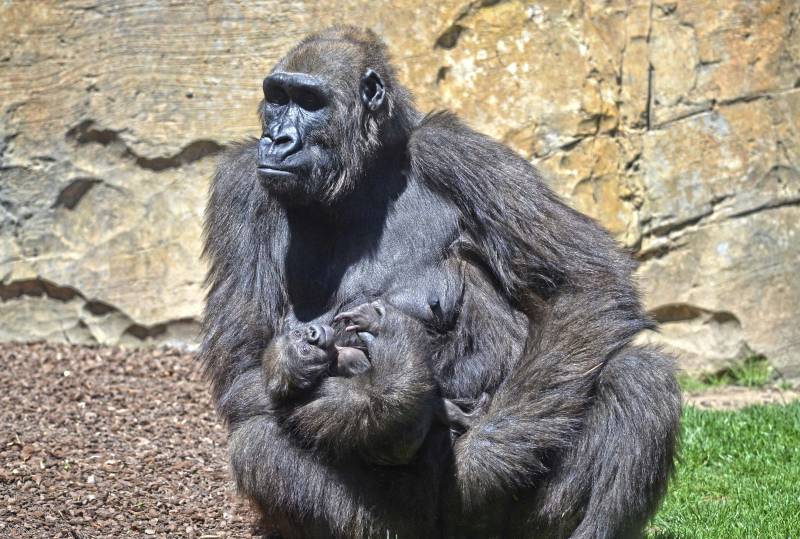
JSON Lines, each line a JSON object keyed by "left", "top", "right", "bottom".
{"left": 330, "top": 302, "right": 379, "bottom": 378}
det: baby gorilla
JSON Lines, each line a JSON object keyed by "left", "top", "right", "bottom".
{"left": 262, "top": 301, "right": 489, "bottom": 465}
{"left": 335, "top": 302, "right": 489, "bottom": 433}
{"left": 272, "top": 300, "right": 490, "bottom": 465}
{"left": 337, "top": 301, "right": 489, "bottom": 431}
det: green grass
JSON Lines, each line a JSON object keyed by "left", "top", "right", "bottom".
{"left": 647, "top": 402, "right": 800, "bottom": 538}
{"left": 678, "top": 356, "right": 773, "bottom": 392}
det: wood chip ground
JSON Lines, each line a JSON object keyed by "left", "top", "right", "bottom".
{"left": 0, "top": 343, "right": 257, "bottom": 538}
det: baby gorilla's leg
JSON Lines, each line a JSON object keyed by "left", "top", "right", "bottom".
{"left": 333, "top": 300, "right": 438, "bottom": 465}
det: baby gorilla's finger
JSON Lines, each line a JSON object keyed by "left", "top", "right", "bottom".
{"left": 337, "top": 311, "right": 366, "bottom": 331}
{"left": 335, "top": 302, "right": 383, "bottom": 335}
{"left": 335, "top": 312, "right": 365, "bottom": 328}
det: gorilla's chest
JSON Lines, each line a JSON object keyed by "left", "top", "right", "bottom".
{"left": 283, "top": 181, "right": 463, "bottom": 327}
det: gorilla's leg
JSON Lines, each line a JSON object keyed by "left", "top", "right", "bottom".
{"left": 229, "top": 411, "right": 445, "bottom": 539}
{"left": 534, "top": 345, "right": 681, "bottom": 539}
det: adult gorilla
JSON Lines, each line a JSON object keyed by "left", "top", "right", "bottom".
{"left": 201, "top": 26, "right": 680, "bottom": 538}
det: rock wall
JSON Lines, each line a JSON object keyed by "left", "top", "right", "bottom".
{"left": 1, "top": 1, "right": 798, "bottom": 375}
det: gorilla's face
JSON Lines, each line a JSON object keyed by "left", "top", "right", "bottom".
{"left": 257, "top": 71, "right": 336, "bottom": 204}
{"left": 257, "top": 45, "right": 387, "bottom": 206}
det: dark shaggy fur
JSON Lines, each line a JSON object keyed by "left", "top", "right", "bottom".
{"left": 200, "top": 26, "right": 681, "bottom": 538}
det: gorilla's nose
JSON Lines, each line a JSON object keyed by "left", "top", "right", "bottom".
{"left": 262, "top": 124, "right": 300, "bottom": 161}
{"left": 306, "top": 325, "right": 333, "bottom": 349}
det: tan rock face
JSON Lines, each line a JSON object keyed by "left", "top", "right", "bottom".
{"left": 1, "top": 1, "right": 798, "bottom": 375}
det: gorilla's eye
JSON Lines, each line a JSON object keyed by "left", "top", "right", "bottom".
{"left": 265, "top": 85, "right": 289, "bottom": 106}
{"left": 294, "top": 89, "right": 325, "bottom": 112}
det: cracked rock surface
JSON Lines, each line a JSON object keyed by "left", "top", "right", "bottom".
{"left": 1, "top": 1, "right": 798, "bottom": 376}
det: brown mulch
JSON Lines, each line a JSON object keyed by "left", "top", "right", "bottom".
{"left": 0, "top": 342, "right": 257, "bottom": 538}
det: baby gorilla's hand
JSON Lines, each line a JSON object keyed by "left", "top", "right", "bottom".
{"left": 331, "top": 303, "right": 383, "bottom": 378}
{"left": 334, "top": 301, "right": 385, "bottom": 337}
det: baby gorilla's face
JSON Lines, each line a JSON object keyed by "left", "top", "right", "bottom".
{"left": 289, "top": 325, "right": 336, "bottom": 362}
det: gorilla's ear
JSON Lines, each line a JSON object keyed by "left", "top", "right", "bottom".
{"left": 360, "top": 69, "right": 385, "bottom": 112}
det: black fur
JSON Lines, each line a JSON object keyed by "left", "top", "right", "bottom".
{"left": 200, "top": 26, "right": 681, "bottom": 538}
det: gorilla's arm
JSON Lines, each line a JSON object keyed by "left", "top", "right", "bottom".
{"left": 410, "top": 112, "right": 653, "bottom": 506}
{"left": 200, "top": 141, "right": 285, "bottom": 421}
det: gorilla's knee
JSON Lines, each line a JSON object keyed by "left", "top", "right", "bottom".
{"left": 535, "top": 346, "right": 681, "bottom": 538}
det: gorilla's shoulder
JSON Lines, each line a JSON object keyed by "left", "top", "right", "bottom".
{"left": 408, "top": 110, "right": 544, "bottom": 201}
{"left": 409, "top": 110, "right": 536, "bottom": 174}
{"left": 408, "top": 111, "right": 471, "bottom": 153}
{"left": 206, "top": 138, "right": 273, "bottom": 240}
{"left": 412, "top": 110, "right": 464, "bottom": 132}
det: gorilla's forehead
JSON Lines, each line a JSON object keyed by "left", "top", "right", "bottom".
{"left": 275, "top": 39, "right": 363, "bottom": 86}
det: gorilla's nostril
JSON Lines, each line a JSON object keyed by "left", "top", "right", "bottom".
{"left": 267, "top": 124, "right": 301, "bottom": 160}
{"left": 274, "top": 134, "right": 293, "bottom": 146}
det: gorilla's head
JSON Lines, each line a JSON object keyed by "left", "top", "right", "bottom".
{"left": 256, "top": 27, "right": 416, "bottom": 206}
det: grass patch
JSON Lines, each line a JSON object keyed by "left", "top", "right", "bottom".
{"left": 647, "top": 402, "right": 800, "bottom": 538}
{"left": 678, "top": 355, "right": 773, "bottom": 392}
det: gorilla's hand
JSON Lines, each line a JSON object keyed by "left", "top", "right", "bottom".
{"left": 262, "top": 324, "right": 337, "bottom": 402}
{"left": 334, "top": 301, "right": 385, "bottom": 338}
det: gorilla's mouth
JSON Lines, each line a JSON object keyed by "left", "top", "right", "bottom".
{"left": 257, "top": 166, "right": 298, "bottom": 180}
